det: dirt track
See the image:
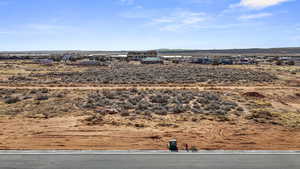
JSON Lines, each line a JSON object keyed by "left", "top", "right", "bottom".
{"left": 0, "top": 116, "right": 299, "bottom": 150}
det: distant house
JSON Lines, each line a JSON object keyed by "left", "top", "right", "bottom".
{"left": 110, "top": 54, "right": 127, "bottom": 61}
{"left": 74, "top": 59, "right": 108, "bottom": 66}
{"left": 220, "top": 58, "right": 233, "bottom": 65}
{"left": 127, "top": 50, "right": 158, "bottom": 61}
{"left": 34, "top": 59, "right": 54, "bottom": 65}
{"left": 141, "top": 57, "right": 164, "bottom": 64}
{"left": 62, "top": 54, "right": 76, "bottom": 62}
{"left": 191, "top": 58, "right": 213, "bottom": 64}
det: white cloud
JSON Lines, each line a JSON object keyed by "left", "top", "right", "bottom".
{"left": 151, "top": 11, "right": 208, "bottom": 31}
{"left": 235, "top": 0, "right": 290, "bottom": 9}
{"left": 0, "top": 23, "right": 72, "bottom": 36}
{"left": 290, "top": 35, "right": 300, "bottom": 42}
{"left": 26, "top": 24, "right": 68, "bottom": 32}
{"left": 0, "top": 31, "right": 14, "bottom": 35}
{"left": 239, "top": 13, "right": 273, "bottom": 20}
{"left": 120, "top": 0, "right": 135, "bottom": 5}
{"left": 152, "top": 18, "right": 174, "bottom": 24}
{"left": 121, "top": 8, "right": 209, "bottom": 32}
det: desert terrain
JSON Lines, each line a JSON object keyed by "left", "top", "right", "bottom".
{"left": 0, "top": 60, "right": 300, "bottom": 150}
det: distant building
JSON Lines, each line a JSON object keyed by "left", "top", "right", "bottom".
{"left": 74, "top": 59, "right": 108, "bottom": 66}
{"left": 278, "top": 57, "right": 292, "bottom": 61}
{"left": 127, "top": 50, "right": 158, "bottom": 61}
{"left": 220, "top": 58, "right": 233, "bottom": 65}
{"left": 141, "top": 57, "right": 164, "bottom": 64}
{"left": 110, "top": 54, "right": 127, "bottom": 61}
{"left": 62, "top": 54, "right": 76, "bottom": 62}
{"left": 191, "top": 58, "right": 213, "bottom": 64}
{"left": 34, "top": 59, "right": 54, "bottom": 65}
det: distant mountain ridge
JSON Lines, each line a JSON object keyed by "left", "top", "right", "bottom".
{"left": 1, "top": 47, "right": 300, "bottom": 56}
{"left": 157, "top": 47, "right": 300, "bottom": 54}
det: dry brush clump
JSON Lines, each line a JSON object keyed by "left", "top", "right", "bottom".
{"left": 7, "top": 64, "right": 277, "bottom": 84}
{"left": 56, "top": 65, "right": 277, "bottom": 84}
{"left": 0, "top": 89, "right": 72, "bottom": 118}
{"left": 80, "top": 89, "right": 242, "bottom": 117}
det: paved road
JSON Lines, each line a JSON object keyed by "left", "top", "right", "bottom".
{"left": 0, "top": 154, "right": 299, "bottom": 169}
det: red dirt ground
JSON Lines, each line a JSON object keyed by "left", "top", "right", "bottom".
{"left": 0, "top": 116, "right": 299, "bottom": 150}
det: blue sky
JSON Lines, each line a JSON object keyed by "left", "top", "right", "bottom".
{"left": 0, "top": 0, "right": 299, "bottom": 50}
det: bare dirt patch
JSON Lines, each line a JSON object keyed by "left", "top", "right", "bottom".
{"left": 0, "top": 116, "right": 299, "bottom": 150}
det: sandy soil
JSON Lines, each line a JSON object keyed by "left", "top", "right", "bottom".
{"left": 0, "top": 116, "right": 299, "bottom": 150}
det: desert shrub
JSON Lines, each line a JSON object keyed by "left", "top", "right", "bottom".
{"left": 276, "top": 60, "right": 283, "bottom": 66}
{"left": 250, "top": 109, "right": 273, "bottom": 119}
{"left": 236, "top": 107, "right": 244, "bottom": 112}
{"left": 36, "top": 95, "right": 49, "bottom": 101}
{"left": 40, "top": 88, "right": 49, "bottom": 93}
{"left": 55, "top": 93, "right": 65, "bottom": 98}
{"left": 106, "top": 108, "right": 119, "bottom": 115}
{"left": 191, "top": 118, "right": 198, "bottom": 122}
{"left": 190, "top": 146, "right": 198, "bottom": 152}
{"left": 212, "top": 60, "right": 220, "bottom": 65}
{"left": 215, "top": 109, "right": 227, "bottom": 115}
{"left": 32, "top": 64, "right": 277, "bottom": 84}
{"left": 149, "top": 94, "right": 169, "bottom": 104}
{"left": 223, "top": 101, "right": 238, "bottom": 107}
{"left": 192, "top": 103, "right": 201, "bottom": 109}
{"left": 29, "top": 89, "right": 38, "bottom": 94}
{"left": 246, "top": 109, "right": 276, "bottom": 124}
{"left": 81, "top": 90, "right": 239, "bottom": 117}
{"left": 196, "top": 97, "right": 209, "bottom": 104}
{"left": 243, "top": 92, "right": 265, "bottom": 98}
{"left": 85, "top": 114, "right": 103, "bottom": 125}
{"left": 121, "top": 112, "right": 130, "bottom": 117}
{"left": 155, "top": 109, "right": 168, "bottom": 116}
{"left": 191, "top": 108, "right": 203, "bottom": 114}
{"left": 120, "top": 101, "right": 135, "bottom": 110}
{"left": 129, "top": 88, "right": 139, "bottom": 93}
{"left": 220, "top": 105, "right": 232, "bottom": 112}
{"left": 137, "top": 100, "right": 151, "bottom": 110}
{"left": 156, "top": 123, "right": 178, "bottom": 128}
{"left": 286, "top": 60, "right": 295, "bottom": 66}
{"left": 128, "top": 96, "right": 143, "bottom": 105}
{"left": 172, "top": 105, "right": 186, "bottom": 114}
{"left": 135, "top": 123, "right": 145, "bottom": 128}
{"left": 4, "top": 96, "right": 20, "bottom": 104}
{"left": 103, "top": 91, "right": 117, "bottom": 99}
{"left": 205, "top": 102, "right": 220, "bottom": 111}
{"left": 170, "top": 97, "right": 180, "bottom": 104}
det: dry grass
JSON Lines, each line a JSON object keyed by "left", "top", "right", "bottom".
{"left": 272, "top": 111, "right": 300, "bottom": 128}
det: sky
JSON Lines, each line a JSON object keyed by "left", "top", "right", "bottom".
{"left": 0, "top": 0, "right": 299, "bottom": 51}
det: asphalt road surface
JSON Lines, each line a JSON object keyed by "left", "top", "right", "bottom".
{"left": 0, "top": 154, "right": 299, "bottom": 169}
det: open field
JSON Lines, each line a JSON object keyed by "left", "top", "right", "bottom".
{"left": 0, "top": 60, "right": 300, "bottom": 150}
